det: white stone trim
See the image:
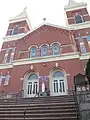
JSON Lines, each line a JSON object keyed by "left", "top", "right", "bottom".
{"left": 0, "top": 63, "right": 13, "bottom": 69}
{"left": 80, "top": 53, "right": 90, "bottom": 60}
{"left": 64, "top": 2, "right": 87, "bottom": 11}
{"left": 3, "top": 33, "right": 25, "bottom": 42}
{"left": 13, "top": 52, "right": 79, "bottom": 66}
{"left": 50, "top": 42, "right": 61, "bottom": 47}
{"left": 28, "top": 45, "right": 38, "bottom": 50}
{"left": 68, "top": 21, "right": 90, "bottom": 29}
{"left": 1, "top": 52, "right": 90, "bottom": 69}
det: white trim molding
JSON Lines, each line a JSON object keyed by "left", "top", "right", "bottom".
{"left": 80, "top": 53, "right": 90, "bottom": 60}
{"left": 64, "top": 2, "right": 87, "bottom": 11}
{"left": 0, "top": 63, "right": 13, "bottom": 69}
{"left": 13, "top": 52, "right": 79, "bottom": 66}
{"left": 0, "top": 52, "right": 90, "bottom": 69}
{"left": 68, "top": 21, "right": 90, "bottom": 30}
{"left": 3, "top": 33, "right": 25, "bottom": 42}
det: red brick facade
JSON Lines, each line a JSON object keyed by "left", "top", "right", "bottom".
{"left": 0, "top": 1, "right": 90, "bottom": 97}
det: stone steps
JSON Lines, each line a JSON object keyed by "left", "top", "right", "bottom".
{"left": 0, "top": 95, "right": 78, "bottom": 120}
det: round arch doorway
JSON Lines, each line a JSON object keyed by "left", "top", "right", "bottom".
{"left": 50, "top": 69, "right": 68, "bottom": 96}
{"left": 23, "top": 73, "right": 39, "bottom": 97}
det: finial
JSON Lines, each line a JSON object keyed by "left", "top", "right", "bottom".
{"left": 43, "top": 18, "right": 46, "bottom": 21}
{"left": 24, "top": 7, "right": 27, "bottom": 12}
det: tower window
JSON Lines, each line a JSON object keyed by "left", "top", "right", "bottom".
{"left": 9, "top": 47, "right": 16, "bottom": 63}
{"left": 86, "top": 35, "right": 90, "bottom": 41}
{"left": 3, "top": 48, "right": 10, "bottom": 64}
{"left": 80, "top": 44, "right": 87, "bottom": 54}
{"left": 75, "top": 14, "right": 83, "bottom": 24}
{"left": 4, "top": 73, "right": 10, "bottom": 85}
{"left": 0, "top": 74, "right": 2, "bottom": 85}
{"left": 12, "top": 25, "right": 19, "bottom": 35}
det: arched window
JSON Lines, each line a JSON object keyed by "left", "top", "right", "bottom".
{"left": 30, "top": 47, "right": 37, "bottom": 58}
{"left": 12, "top": 25, "right": 19, "bottom": 35}
{"left": 51, "top": 43, "right": 60, "bottom": 55}
{"left": 52, "top": 70, "right": 65, "bottom": 94}
{"left": 75, "top": 14, "right": 83, "bottom": 24}
{"left": 27, "top": 73, "right": 38, "bottom": 95}
{"left": 41, "top": 45, "right": 48, "bottom": 56}
{"left": 28, "top": 73, "right": 38, "bottom": 80}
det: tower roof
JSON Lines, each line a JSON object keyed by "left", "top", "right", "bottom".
{"left": 64, "top": 1, "right": 87, "bottom": 11}
{"left": 68, "top": 0, "right": 76, "bottom": 5}
{"left": 9, "top": 8, "right": 32, "bottom": 29}
{"left": 9, "top": 7, "right": 28, "bottom": 22}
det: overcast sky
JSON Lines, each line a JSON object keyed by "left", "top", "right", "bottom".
{"left": 0, "top": 0, "right": 90, "bottom": 48}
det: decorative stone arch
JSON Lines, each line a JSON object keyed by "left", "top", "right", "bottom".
{"left": 23, "top": 71, "right": 39, "bottom": 97}
{"left": 50, "top": 41, "right": 61, "bottom": 47}
{"left": 49, "top": 67, "right": 68, "bottom": 96}
{"left": 39, "top": 43, "right": 49, "bottom": 49}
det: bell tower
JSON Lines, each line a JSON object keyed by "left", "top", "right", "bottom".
{"left": 3, "top": 8, "right": 32, "bottom": 42}
{"left": 64, "top": 0, "right": 90, "bottom": 27}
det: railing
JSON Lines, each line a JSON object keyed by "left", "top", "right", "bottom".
{"left": 0, "top": 90, "right": 24, "bottom": 104}
{"left": 23, "top": 93, "right": 39, "bottom": 120}
{"left": 77, "top": 91, "right": 90, "bottom": 120}
{"left": 73, "top": 87, "right": 90, "bottom": 120}
{"left": 72, "top": 90, "right": 81, "bottom": 120}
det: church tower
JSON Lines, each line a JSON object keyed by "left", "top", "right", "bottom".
{"left": 3, "top": 8, "right": 32, "bottom": 42}
{"left": 64, "top": 0, "right": 90, "bottom": 27}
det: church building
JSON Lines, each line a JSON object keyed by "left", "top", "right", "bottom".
{"left": 0, "top": 0, "right": 90, "bottom": 97}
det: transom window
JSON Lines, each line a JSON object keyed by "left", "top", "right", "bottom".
{"left": 28, "top": 73, "right": 38, "bottom": 80}
{"left": 52, "top": 43, "right": 60, "bottom": 55}
{"left": 53, "top": 71, "right": 64, "bottom": 78}
{"left": 30, "top": 47, "right": 37, "bottom": 58}
{"left": 41, "top": 45, "right": 48, "bottom": 56}
{"left": 75, "top": 14, "right": 83, "bottom": 24}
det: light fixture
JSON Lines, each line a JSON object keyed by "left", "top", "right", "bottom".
{"left": 55, "top": 62, "right": 58, "bottom": 67}
{"left": 30, "top": 65, "right": 33, "bottom": 70}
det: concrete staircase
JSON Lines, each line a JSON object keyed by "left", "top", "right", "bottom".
{"left": 0, "top": 95, "right": 78, "bottom": 120}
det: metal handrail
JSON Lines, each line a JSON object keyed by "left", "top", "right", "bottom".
{"left": 15, "top": 89, "right": 24, "bottom": 103}
{"left": 24, "top": 93, "right": 39, "bottom": 120}
{"left": 72, "top": 90, "right": 81, "bottom": 120}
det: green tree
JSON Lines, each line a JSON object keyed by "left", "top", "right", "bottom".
{"left": 85, "top": 58, "right": 90, "bottom": 84}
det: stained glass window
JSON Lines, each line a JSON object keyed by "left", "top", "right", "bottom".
{"left": 41, "top": 45, "right": 48, "bottom": 56}
{"left": 30, "top": 47, "right": 37, "bottom": 57}
{"left": 52, "top": 43, "right": 60, "bottom": 55}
